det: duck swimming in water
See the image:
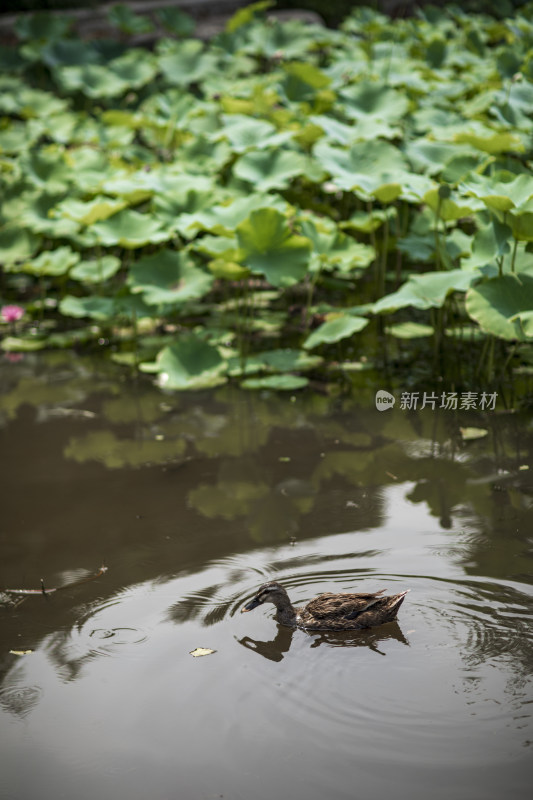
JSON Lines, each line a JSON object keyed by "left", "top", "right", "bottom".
{"left": 242, "top": 581, "right": 409, "bottom": 631}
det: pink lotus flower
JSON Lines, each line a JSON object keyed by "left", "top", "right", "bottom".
{"left": 1, "top": 305, "right": 25, "bottom": 323}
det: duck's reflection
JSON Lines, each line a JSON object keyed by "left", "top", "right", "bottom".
{"left": 237, "top": 620, "right": 409, "bottom": 661}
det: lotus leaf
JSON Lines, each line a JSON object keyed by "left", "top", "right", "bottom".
{"left": 90, "top": 210, "right": 170, "bottom": 248}
{"left": 315, "top": 140, "right": 410, "bottom": 196}
{"left": 148, "top": 335, "right": 226, "bottom": 390}
{"left": 303, "top": 315, "right": 368, "bottom": 349}
{"left": 233, "top": 148, "right": 308, "bottom": 191}
{"left": 128, "top": 250, "right": 213, "bottom": 306}
{"left": 300, "top": 219, "right": 375, "bottom": 274}
{"left": 461, "top": 173, "right": 533, "bottom": 212}
{"left": 22, "top": 246, "right": 79, "bottom": 277}
{"left": 0, "top": 226, "right": 40, "bottom": 266}
{"left": 374, "top": 270, "right": 479, "bottom": 313}
{"left": 71, "top": 256, "right": 121, "bottom": 284}
{"left": 387, "top": 322, "right": 434, "bottom": 339}
{"left": 466, "top": 275, "right": 533, "bottom": 341}
{"left": 241, "top": 375, "right": 309, "bottom": 390}
{"left": 237, "top": 208, "right": 311, "bottom": 288}
{"left": 54, "top": 196, "right": 127, "bottom": 226}
{"left": 59, "top": 295, "right": 116, "bottom": 320}
{"left": 157, "top": 40, "right": 220, "bottom": 87}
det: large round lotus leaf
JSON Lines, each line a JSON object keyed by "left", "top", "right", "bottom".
{"left": 303, "top": 315, "right": 368, "bottom": 349}
{"left": 181, "top": 194, "right": 288, "bottom": 237}
{"left": 462, "top": 173, "right": 533, "bottom": 212}
{"left": 465, "top": 275, "right": 533, "bottom": 341}
{"left": 150, "top": 335, "right": 226, "bottom": 390}
{"left": 128, "top": 250, "right": 213, "bottom": 305}
{"left": 228, "top": 348, "right": 322, "bottom": 376}
{"left": 233, "top": 148, "right": 308, "bottom": 191}
{"left": 54, "top": 196, "right": 127, "bottom": 225}
{"left": 91, "top": 210, "right": 170, "bottom": 248}
{"left": 237, "top": 208, "right": 311, "bottom": 288}
{"left": 374, "top": 269, "right": 478, "bottom": 313}
{"left": 300, "top": 219, "right": 375, "bottom": 273}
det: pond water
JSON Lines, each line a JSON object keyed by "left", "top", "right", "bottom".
{"left": 1, "top": 353, "right": 532, "bottom": 800}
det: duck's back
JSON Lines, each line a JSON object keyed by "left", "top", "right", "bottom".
{"left": 295, "top": 589, "right": 407, "bottom": 631}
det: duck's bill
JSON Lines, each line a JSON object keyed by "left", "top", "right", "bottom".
{"left": 242, "top": 597, "right": 262, "bottom": 612}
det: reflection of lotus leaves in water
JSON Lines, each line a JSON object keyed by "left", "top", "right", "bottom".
{"left": 0, "top": 685, "right": 43, "bottom": 718}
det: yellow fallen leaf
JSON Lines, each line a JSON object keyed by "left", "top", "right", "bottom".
{"left": 9, "top": 649, "right": 33, "bottom": 656}
{"left": 189, "top": 647, "right": 216, "bottom": 657}
{"left": 460, "top": 427, "right": 488, "bottom": 440}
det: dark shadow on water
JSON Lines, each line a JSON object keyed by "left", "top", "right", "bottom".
{"left": 237, "top": 620, "right": 409, "bottom": 661}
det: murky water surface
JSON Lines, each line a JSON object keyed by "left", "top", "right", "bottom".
{"left": 1, "top": 353, "right": 532, "bottom": 800}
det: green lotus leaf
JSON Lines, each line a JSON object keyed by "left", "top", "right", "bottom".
{"left": 15, "top": 12, "right": 72, "bottom": 41}
{"left": 462, "top": 220, "right": 512, "bottom": 270}
{"left": 108, "top": 50, "right": 158, "bottom": 90}
{"left": 56, "top": 64, "right": 129, "bottom": 98}
{"left": 0, "top": 225, "right": 40, "bottom": 266}
{"left": 207, "top": 259, "right": 250, "bottom": 280}
{"left": 315, "top": 140, "right": 409, "bottom": 195}
{"left": 22, "top": 246, "right": 80, "bottom": 277}
{"left": 310, "top": 115, "right": 358, "bottom": 146}
{"left": 146, "top": 335, "right": 226, "bottom": 390}
{"left": 461, "top": 173, "right": 533, "bottom": 212}
{"left": 423, "top": 188, "right": 482, "bottom": 221}
{"left": 228, "top": 348, "right": 322, "bottom": 376}
{"left": 213, "top": 114, "right": 285, "bottom": 153}
{"left": 157, "top": 40, "right": 219, "bottom": 87}
{"left": 91, "top": 210, "right": 170, "bottom": 248}
{"left": 226, "top": 1, "right": 274, "bottom": 33}
{"left": 70, "top": 256, "right": 121, "bottom": 284}
{"left": 300, "top": 219, "right": 375, "bottom": 273}
{"left": 0, "top": 119, "right": 43, "bottom": 154}
{"left": 452, "top": 125, "right": 525, "bottom": 155}
{"left": 180, "top": 194, "right": 288, "bottom": 237}
{"left": 303, "top": 315, "right": 368, "bottom": 349}
{"left": 466, "top": 275, "right": 533, "bottom": 341}
{"left": 20, "top": 148, "right": 72, "bottom": 191}
{"left": 237, "top": 208, "right": 311, "bottom": 288}
{"left": 340, "top": 82, "right": 409, "bottom": 123}
{"left": 374, "top": 269, "right": 479, "bottom": 313}
{"left": 156, "top": 7, "right": 196, "bottom": 36}
{"left": 509, "top": 211, "right": 533, "bottom": 242}
{"left": 53, "top": 196, "right": 127, "bottom": 226}
{"left": 59, "top": 295, "right": 116, "bottom": 320}
{"left": 404, "top": 139, "right": 479, "bottom": 177}
{"left": 241, "top": 374, "right": 309, "bottom": 391}
{"left": 387, "top": 322, "right": 434, "bottom": 339}
{"left": 233, "top": 148, "right": 308, "bottom": 191}
{"left": 18, "top": 192, "right": 80, "bottom": 238}
{"left": 128, "top": 250, "right": 213, "bottom": 305}
{"left": 1, "top": 336, "right": 47, "bottom": 352}
{"left": 108, "top": 4, "right": 153, "bottom": 35}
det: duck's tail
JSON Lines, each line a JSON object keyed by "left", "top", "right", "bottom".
{"left": 389, "top": 589, "right": 410, "bottom": 615}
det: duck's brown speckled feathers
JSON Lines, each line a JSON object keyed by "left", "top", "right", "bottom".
{"left": 242, "top": 581, "right": 409, "bottom": 631}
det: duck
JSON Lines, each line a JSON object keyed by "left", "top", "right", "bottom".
{"left": 241, "top": 581, "right": 409, "bottom": 631}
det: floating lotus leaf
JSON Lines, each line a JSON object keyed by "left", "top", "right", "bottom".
{"left": 22, "top": 246, "right": 79, "bottom": 277}
{"left": 374, "top": 269, "right": 479, "bottom": 313}
{"left": 465, "top": 275, "right": 533, "bottom": 341}
{"left": 233, "top": 148, "right": 308, "bottom": 191}
{"left": 147, "top": 335, "right": 226, "bottom": 390}
{"left": 70, "top": 256, "right": 121, "bottom": 284}
{"left": 241, "top": 374, "right": 309, "bottom": 391}
{"left": 303, "top": 315, "right": 368, "bottom": 349}
{"left": 91, "top": 210, "right": 170, "bottom": 248}
{"left": 228, "top": 348, "right": 322, "bottom": 376}
{"left": 236, "top": 208, "right": 311, "bottom": 288}
{"left": 128, "top": 250, "right": 213, "bottom": 306}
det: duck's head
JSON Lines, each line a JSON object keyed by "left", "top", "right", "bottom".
{"left": 241, "top": 581, "right": 289, "bottom": 612}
